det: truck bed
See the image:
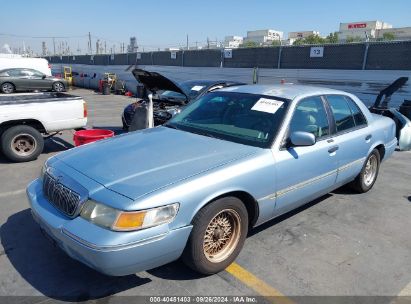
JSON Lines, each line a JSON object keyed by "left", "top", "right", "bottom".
{"left": 0, "top": 92, "right": 83, "bottom": 106}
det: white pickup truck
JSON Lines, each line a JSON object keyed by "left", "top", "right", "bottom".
{"left": 0, "top": 92, "right": 87, "bottom": 162}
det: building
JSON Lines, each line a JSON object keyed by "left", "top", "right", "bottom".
{"left": 338, "top": 21, "right": 392, "bottom": 41}
{"left": 243, "top": 29, "right": 283, "bottom": 46}
{"left": 224, "top": 36, "right": 243, "bottom": 48}
{"left": 287, "top": 31, "right": 320, "bottom": 45}
{"left": 376, "top": 27, "right": 411, "bottom": 40}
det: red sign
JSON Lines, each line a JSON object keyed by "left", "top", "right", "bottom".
{"left": 348, "top": 23, "right": 367, "bottom": 29}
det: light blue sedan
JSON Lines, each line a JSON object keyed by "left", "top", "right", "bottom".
{"left": 27, "top": 84, "right": 397, "bottom": 275}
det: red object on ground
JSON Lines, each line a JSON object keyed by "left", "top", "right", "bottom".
{"left": 73, "top": 129, "right": 114, "bottom": 146}
{"left": 125, "top": 91, "right": 133, "bottom": 96}
{"left": 98, "top": 79, "right": 103, "bottom": 92}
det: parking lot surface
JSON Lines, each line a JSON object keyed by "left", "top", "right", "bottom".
{"left": 0, "top": 88, "right": 410, "bottom": 302}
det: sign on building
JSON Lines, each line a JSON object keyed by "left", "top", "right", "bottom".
{"left": 170, "top": 51, "right": 177, "bottom": 59}
{"left": 110, "top": 54, "right": 115, "bottom": 60}
{"left": 348, "top": 23, "right": 367, "bottom": 29}
{"left": 310, "top": 46, "right": 324, "bottom": 58}
{"left": 224, "top": 49, "right": 233, "bottom": 59}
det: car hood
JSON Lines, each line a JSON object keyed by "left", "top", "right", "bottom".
{"left": 55, "top": 127, "right": 259, "bottom": 200}
{"left": 132, "top": 68, "right": 188, "bottom": 101}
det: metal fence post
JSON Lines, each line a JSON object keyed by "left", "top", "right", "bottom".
{"left": 151, "top": 52, "right": 154, "bottom": 65}
{"left": 182, "top": 50, "right": 184, "bottom": 67}
{"left": 277, "top": 46, "right": 282, "bottom": 69}
{"left": 362, "top": 43, "right": 369, "bottom": 70}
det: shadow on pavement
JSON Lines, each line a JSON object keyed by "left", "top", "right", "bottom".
{"left": 0, "top": 209, "right": 151, "bottom": 301}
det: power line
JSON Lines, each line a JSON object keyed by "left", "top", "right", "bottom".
{"left": 0, "top": 33, "right": 88, "bottom": 39}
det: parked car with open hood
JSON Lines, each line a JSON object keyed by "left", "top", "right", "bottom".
{"left": 0, "top": 68, "right": 67, "bottom": 94}
{"left": 27, "top": 84, "right": 397, "bottom": 276}
{"left": 122, "top": 68, "right": 244, "bottom": 130}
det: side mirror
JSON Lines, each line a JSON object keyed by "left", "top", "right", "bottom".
{"left": 42, "top": 74, "right": 46, "bottom": 79}
{"left": 290, "top": 131, "right": 316, "bottom": 147}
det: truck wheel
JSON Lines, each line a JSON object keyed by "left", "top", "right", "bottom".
{"left": 182, "top": 197, "right": 248, "bottom": 274}
{"left": 1, "top": 125, "right": 44, "bottom": 162}
{"left": 351, "top": 149, "right": 380, "bottom": 193}
{"left": 1, "top": 82, "right": 15, "bottom": 94}
{"left": 52, "top": 82, "right": 65, "bottom": 92}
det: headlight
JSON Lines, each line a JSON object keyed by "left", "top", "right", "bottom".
{"left": 80, "top": 201, "right": 179, "bottom": 231}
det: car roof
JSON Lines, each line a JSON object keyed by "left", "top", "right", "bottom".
{"left": 218, "top": 84, "right": 348, "bottom": 100}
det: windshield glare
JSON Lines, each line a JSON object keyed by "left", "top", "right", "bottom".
{"left": 166, "top": 92, "right": 289, "bottom": 148}
{"left": 160, "top": 81, "right": 209, "bottom": 100}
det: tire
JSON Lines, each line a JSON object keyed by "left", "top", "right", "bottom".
{"left": 182, "top": 196, "right": 248, "bottom": 274}
{"left": 351, "top": 149, "right": 381, "bottom": 193}
{"left": 52, "top": 82, "right": 65, "bottom": 92}
{"left": 1, "top": 82, "right": 15, "bottom": 94}
{"left": 1, "top": 125, "right": 44, "bottom": 162}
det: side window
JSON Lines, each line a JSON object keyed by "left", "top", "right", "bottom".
{"left": 20, "top": 69, "right": 33, "bottom": 77}
{"left": 7, "top": 69, "right": 23, "bottom": 77}
{"left": 345, "top": 97, "right": 367, "bottom": 126}
{"left": 29, "top": 69, "right": 44, "bottom": 77}
{"left": 289, "top": 96, "right": 330, "bottom": 139}
{"left": 326, "top": 95, "right": 356, "bottom": 133}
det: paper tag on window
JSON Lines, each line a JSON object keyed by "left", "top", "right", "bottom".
{"left": 251, "top": 98, "right": 284, "bottom": 114}
{"left": 191, "top": 85, "right": 204, "bottom": 91}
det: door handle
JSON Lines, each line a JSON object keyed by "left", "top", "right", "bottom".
{"left": 328, "top": 145, "right": 339, "bottom": 153}
{"left": 327, "top": 139, "right": 334, "bottom": 143}
{"left": 365, "top": 134, "right": 372, "bottom": 141}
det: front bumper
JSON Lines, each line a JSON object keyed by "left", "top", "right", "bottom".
{"left": 27, "top": 179, "right": 192, "bottom": 276}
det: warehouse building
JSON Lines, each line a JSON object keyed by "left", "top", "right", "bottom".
{"left": 338, "top": 20, "right": 392, "bottom": 40}
{"left": 224, "top": 36, "right": 243, "bottom": 48}
{"left": 243, "top": 29, "right": 283, "bottom": 46}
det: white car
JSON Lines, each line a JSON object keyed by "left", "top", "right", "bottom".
{"left": 0, "top": 92, "right": 87, "bottom": 162}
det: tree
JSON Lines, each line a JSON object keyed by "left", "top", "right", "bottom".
{"left": 271, "top": 40, "right": 281, "bottom": 46}
{"left": 303, "top": 34, "right": 326, "bottom": 45}
{"left": 346, "top": 36, "right": 362, "bottom": 43}
{"left": 382, "top": 32, "right": 395, "bottom": 41}
{"left": 325, "top": 32, "right": 339, "bottom": 44}
{"left": 241, "top": 41, "right": 258, "bottom": 48}
{"left": 292, "top": 38, "right": 305, "bottom": 46}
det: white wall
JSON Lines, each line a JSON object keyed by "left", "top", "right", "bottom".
{"left": 52, "top": 64, "right": 411, "bottom": 107}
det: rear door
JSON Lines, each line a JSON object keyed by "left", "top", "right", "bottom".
{"left": 7, "top": 69, "right": 30, "bottom": 90}
{"left": 274, "top": 96, "right": 338, "bottom": 215}
{"left": 26, "top": 69, "right": 50, "bottom": 90}
{"left": 324, "top": 95, "right": 372, "bottom": 184}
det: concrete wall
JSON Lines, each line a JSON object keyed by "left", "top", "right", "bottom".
{"left": 52, "top": 63, "right": 411, "bottom": 108}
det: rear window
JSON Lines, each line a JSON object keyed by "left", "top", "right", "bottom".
{"left": 326, "top": 95, "right": 356, "bottom": 133}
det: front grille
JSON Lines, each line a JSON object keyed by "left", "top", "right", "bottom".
{"left": 43, "top": 173, "right": 81, "bottom": 217}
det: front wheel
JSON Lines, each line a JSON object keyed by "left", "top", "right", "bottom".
{"left": 182, "top": 197, "right": 248, "bottom": 274}
{"left": 52, "top": 82, "right": 65, "bottom": 92}
{"left": 351, "top": 149, "right": 380, "bottom": 193}
{"left": 1, "top": 125, "right": 44, "bottom": 162}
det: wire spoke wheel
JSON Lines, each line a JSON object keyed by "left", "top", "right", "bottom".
{"left": 203, "top": 209, "right": 241, "bottom": 263}
{"left": 10, "top": 134, "right": 36, "bottom": 156}
{"left": 363, "top": 154, "right": 378, "bottom": 187}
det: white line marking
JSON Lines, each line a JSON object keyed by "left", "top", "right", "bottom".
{"left": 0, "top": 189, "right": 26, "bottom": 198}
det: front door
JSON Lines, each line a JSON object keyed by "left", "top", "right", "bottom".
{"left": 273, "top": 96, "right": 338, "bottom": 216}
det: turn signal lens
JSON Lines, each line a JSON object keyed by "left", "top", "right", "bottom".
{"left": 114, "top": 211, "right": 146, "bottom": 230}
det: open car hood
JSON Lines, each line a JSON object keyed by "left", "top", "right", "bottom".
{"left": 132, "top": 68, "right": 188, "bottom": 100}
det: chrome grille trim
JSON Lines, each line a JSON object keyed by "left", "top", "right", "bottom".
{"left": 43, "top": 173, "right": 82, "bottom": 217}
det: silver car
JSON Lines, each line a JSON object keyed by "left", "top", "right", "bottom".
{"left": 0, "top": 68, "right": 67, "bottom": 94}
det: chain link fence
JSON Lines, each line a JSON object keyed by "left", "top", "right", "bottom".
{"left": 46, "top": 40, "right": 411, "bottom": 70}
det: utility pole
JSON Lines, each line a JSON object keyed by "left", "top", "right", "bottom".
{"left": 104, "top": 41, "right": 107, "bottom": 54}
{"left": 186, "top": 34, "right": 189, "bottom": 50}
{"left": 53, "top": 37, "right": 56, "bottom": 55}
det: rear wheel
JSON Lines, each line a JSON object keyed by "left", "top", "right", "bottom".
{"left": 182, "top": 197, "right": 248, "bottom": 274}
{"left": 351, "top": 149, "right": 380, "bottom": 193}
{"left": 52, "top": 82, "right": 65, "bottom": 92}
{"left": 1, "top": 125, "right": 44, "bottom": 162}
{"left": 1, "top": 82, "right": 15, "bottom": 94}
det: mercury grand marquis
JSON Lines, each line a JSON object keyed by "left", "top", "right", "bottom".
{"left": 27, "top": 84, "right": 397, "bottom": 275}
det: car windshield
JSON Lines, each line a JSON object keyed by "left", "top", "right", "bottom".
{"left": 160, "top": 81, "right": 210, "bottom": 101}
{"left": 165, "top": 92, "right": 289, "bottom": 148}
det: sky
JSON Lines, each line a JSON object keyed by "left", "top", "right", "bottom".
{"left": 1, "top": 0, "right": 410, "bottom": 54}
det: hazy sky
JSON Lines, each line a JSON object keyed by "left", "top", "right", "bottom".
{"left": 1, "top": 0, "right": 410, "bottom": 54}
